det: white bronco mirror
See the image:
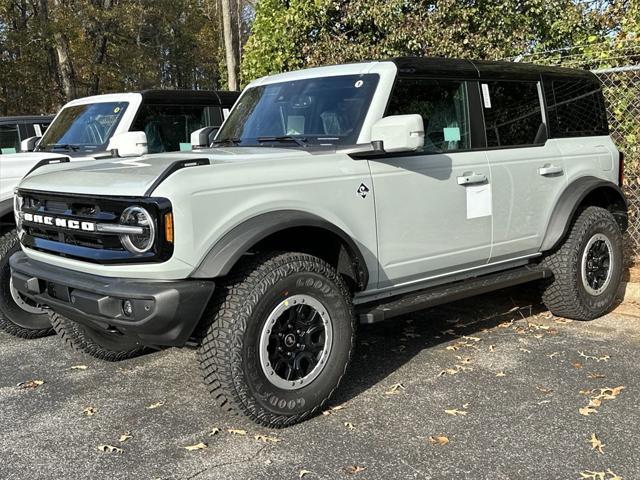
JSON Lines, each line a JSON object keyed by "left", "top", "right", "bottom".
{"left": 191, "top": 126, "right": 220, "bottom": 149}
{"left": 20, "top": 136, "right": 41, "bottom": 152}
{"left": 108, "top": 131, "right": 148, "bottom": 157}
{"left": 370, "top": 114, "right": 424, "bottom": 153}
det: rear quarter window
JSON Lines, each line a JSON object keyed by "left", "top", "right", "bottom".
{"left": 545, "top": 79, "right": 609, "bottom": 137}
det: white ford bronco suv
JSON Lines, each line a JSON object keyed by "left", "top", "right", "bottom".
{"left": 0, "top": 89, "right": 238, "bottom": 338}
{"left": 9, "top": 58, "right": 627, "bottom": 427}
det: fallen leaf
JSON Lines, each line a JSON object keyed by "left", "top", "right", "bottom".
{"left": 519, "top": 347, "right": 532, "bottom": 353}
{"left": 184, "top": 442, "right": 208, "bottom": 451}
{"left": 579, "top": 471, "right": 605, "bottom": 480}
{"left": 536, "top": 385, "right": 553, "bottom": 395}
{"left": 97, "top": 444, "right": 123, "bottom": 454}
{"left": 299, "top": 470, "right": 312, "bottom": 478}
{"left": 555, "top": 318, "right": 573, "bottom": 324}
{"left": 580, "top": 406, "right": 598, "bottom": 416}
{"left": 344, "top": 465, "right": 366, "bottom": 475}
{"left": 385, "top": 383, "right": 406, "bottom": 395}
{"left": 573, "top": 363, "right": 583, "bottom": 369}
{"left": 462, "top": 335, "right": 481, "bottom": 342}
{"left": 83, "top": 407, "right": 97, "bottom": 416}
{"left": 322, "top": 405, "right": 345, "bottom": 416}
{"left": 455, "top": 356, "right": 473, "bottom": 365}
{"left": 209, "top": 427, "right": 220, "bottom": 436}
{"left": 70, "top": 365, "right": 88, "bottom": 370}
{"left": 588, "top": 373, "right": 606, "bottom": 379}
{"left": 547, "top": 352, "right": 560, "bottom": 359}
{"left": 428, "top": 435, "right": 450, "bottom": 446}
{"left": 444, "top": 409, "right": 467, "bottom": 416}
{"left": 17, "top": 379, "right": 44, "bottom": 390}
{"left": 588, "top": 433, "right": 605, "bottom": 454}
{"left": 489, "top": 345, "right": 496, "bottom": 352}
{"left": 606, "top": 469, "right": 622, "bottom": 480}
{"left": 579, "top": 351, "right": 611, "bottom": 362}
{"left": 119, "top": 433, "right": 132, "bottom": 443}
{"left": 496, "top": 371, "right": 507, "bottom": 377}
{"left": 255, "top": 434, "right": 280, "bottom": 443}
{"left": 227, "top": 429, "right": 247, "bottom": 436}
{"left": 344, "top": 422, "right": 356, "bottom": 430}
{"left": 146, "top": 402, "right": 164, "bottom": 409}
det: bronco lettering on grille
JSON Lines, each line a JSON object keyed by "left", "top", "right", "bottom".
{"left": 23, "top": 212, "right": 96, "bottom": 232}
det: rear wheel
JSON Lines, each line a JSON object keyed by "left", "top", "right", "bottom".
{"left": 0, "top": 230, "right": 53, "bottom": 339}
{"left": 541, "top": 206, "right": 623, "bottom": 320}
{"left": 198, "top": 252, "right": 355, "bottom": 428}
{"left": 50, "top": 311, "right": 148, "bottom": 361}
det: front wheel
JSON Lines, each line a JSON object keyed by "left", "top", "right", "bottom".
{"left": 50, "top": 311, "right": 148, "bottom": 362}
{"left": 198, "top": 252, "right": 355, "bottom": 428}
{"left": 541, "top": 206, "right": 623, "bottom": 320}
{"left": 0, "top": 230, "right": 53, "bottom": 339}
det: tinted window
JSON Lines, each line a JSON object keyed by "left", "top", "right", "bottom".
{"left": 132, "top": 104, "right": 217, "bottom": 153}
{"left": 386, "top": 78, "right": 470, "bottom": 152}
{"left": 482, "top": 81, "right": 545, "bottom": 147}
{"left": 0, "top": 124, "right": 19, "bottom": 153}
{"left": 546, "top": 79, "right": 608, "bottom": 137}
{"left": 38, "top": 102, "right": 129, "bottom": 152}
{"left": 216, "top": 74, "right": 379, "bottom": 147}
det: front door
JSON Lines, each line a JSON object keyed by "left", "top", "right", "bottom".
{"left": 368, "top": 78, "right": 492, "bottom": 289}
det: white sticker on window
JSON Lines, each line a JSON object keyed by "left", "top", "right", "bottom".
{"left": 481, "top": 83, "right": 492, "bottom": 109}
{"left": 222, "top": 108, "right": 230, "bottom": 119}
{"left": 33, "top": 124, "right": 42, "bottom": 136}
{"left": 467, "top": 184, "right": 492, "bottom": 219}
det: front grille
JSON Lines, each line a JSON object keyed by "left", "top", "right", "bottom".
{"left": 17, "top": 189, "right": 173, "bottom": 264}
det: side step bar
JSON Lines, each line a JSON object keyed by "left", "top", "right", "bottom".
{"left": 357, "top": 265, "right": 551, "bottom": 324}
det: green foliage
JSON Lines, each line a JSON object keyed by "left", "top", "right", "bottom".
{"left": 241, "top": 0, "right": 635, "bottom": 83}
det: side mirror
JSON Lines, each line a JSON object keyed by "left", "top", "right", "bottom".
{"left": 370, "top": 114, "right": 424, "bottom": 153}
{"left": 108, "top": 131, "right": 148, "bottom": 157}
{"left": 190, "top": 126, "right": 219, "bottom": 149}
{"left": 20, "top": 136, "right": 41, "bottom": 152}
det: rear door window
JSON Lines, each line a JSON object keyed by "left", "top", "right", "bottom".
{"left": 481, "top": 81, "right": 545, "bottom": 147}
{"left": 386, "top": 78, "right": 471, "bottom": 153}
{"left": 0, "top": 124, "right": 19, "bottom": 153}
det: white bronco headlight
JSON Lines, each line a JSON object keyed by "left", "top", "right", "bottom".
{"left": 119, "top": 206, "right": 155, "bottom": 254}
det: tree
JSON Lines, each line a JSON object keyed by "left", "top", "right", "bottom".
{"left": 241, "top": 0, "right": 635, "bottom": 83}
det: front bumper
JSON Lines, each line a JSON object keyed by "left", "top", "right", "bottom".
{"left": 10, "top": 252, "right": 214, "bottom": 347}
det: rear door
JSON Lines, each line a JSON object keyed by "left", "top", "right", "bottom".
{"left": 368, "top": 77, "right": 492, "bottom": 289}
{"left": 481, "top": 79, "right": 566, "bottom": 261}
{"left": 0, "top": 122, "right": 20, "bottom": 154}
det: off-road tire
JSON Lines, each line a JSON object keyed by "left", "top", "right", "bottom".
{"left": 198, "top": 252, "right": 355, "bottom": 428}
{"left": 0, "top": 230, "right": 53, "bottom": 338}
{"left": 541, "top": 206, "right": 623, "bottom": 320}
{"left": 50, "top": 311, "right": 148, "bottom": 361}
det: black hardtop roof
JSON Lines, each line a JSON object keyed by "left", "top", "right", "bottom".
{"left": 0, "top": 115, "right": 54, "bottom": 124}
{"left": 139, "top": 89, "right": 240, "bottom": 107}
{"left": 390, "top": 57, "right": 598, "bottom": 83}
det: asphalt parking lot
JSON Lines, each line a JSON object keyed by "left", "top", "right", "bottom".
{"left": 1, "top": 284, "right": 639, "bottom": 480}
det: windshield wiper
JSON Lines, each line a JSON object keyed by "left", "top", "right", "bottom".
{"left": 257, "top": 136, "right": 308, "bottom": 148}
{"left": 212, "top": 137, "right": 241, "bottom": 146}
{"left": 47, "top": 143, "right": 81, "bottom": 151}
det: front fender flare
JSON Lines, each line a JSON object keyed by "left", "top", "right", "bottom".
{"left": 540, "top": 176, "right": 627, "bottom": 252}
{"left": 190, "top": 210, "right": 369, "bottom": 288}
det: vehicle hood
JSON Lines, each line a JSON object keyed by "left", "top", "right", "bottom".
{"left": 17, "top": 148, "right": 315, "bottom": 197}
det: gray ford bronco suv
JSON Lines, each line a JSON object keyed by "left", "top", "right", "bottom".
{"left": 10, "top": 58, "right": 627, "bottom": 427}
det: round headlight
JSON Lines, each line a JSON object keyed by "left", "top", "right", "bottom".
{"left": 119, "top": 206, "right": 155, "bottom": 254}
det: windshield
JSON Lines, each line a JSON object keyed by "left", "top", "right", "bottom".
{"left": 215, "top": 74, "right": 379, "bottom": 147}
{"left": 38, "top": 102, "right": 129, "bottom": 152}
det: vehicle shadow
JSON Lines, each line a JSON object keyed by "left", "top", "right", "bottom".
{"left": 330, "top": 282, "right": 549, "bottom": 406}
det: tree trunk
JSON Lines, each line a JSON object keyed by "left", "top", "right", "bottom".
{"left": 53, "top": 0, "right": 78, "bottom": 101}
{"left": 220, "top": 0, "right": 239, "bottom": 90}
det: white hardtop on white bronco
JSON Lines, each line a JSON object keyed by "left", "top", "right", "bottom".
{"left": 10, "top": 58, "right": 627, "bottom": 427}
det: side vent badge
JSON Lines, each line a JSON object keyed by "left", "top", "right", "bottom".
{"left": 357, "top": 183, "right": 370, "bottom": 198}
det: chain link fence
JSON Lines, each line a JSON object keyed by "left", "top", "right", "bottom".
{"left": 511, "top": 43, "right": 640, "bottom": 261}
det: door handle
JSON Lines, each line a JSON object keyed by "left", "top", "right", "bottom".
{"left": 457, "top": 173, "right": 487, "bottom": 185}
{"left": 538, "top": 165, "right": 563, "bottom": 176}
